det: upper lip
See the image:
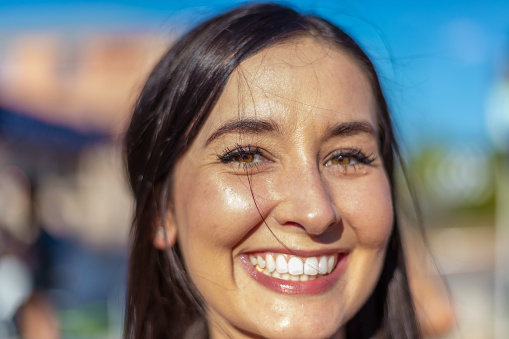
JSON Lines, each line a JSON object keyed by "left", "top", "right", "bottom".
{"left": 241, "top": 248, "right": 348, "bottom": 257}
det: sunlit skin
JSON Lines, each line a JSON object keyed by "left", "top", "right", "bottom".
{"left": 157, "top": 38, "right": 394, "bottom": 339}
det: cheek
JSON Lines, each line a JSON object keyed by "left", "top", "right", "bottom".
{"left": 334, "top": 172, "right": 393, "bottom": 318}
{"left": 175, "top": 173, "right": 264, "bottom": 255}
{"left": 341, "top": 172, "right": 394, "bottom": 247}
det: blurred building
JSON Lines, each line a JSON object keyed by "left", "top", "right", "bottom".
{"left": 0, "top": 33, "right": 169, "bottom": 134}
{"left": 0, "top": 32, "right": 168, "bottom": 339}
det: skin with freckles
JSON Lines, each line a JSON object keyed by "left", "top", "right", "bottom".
{"left": 161, "top": 38, "right": 394, "bottom": 339}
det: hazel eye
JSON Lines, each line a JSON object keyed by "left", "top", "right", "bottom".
{"left": 329, "top": 155, "right": 352, "bottom": 166}
{"left": 324, "top": 148, "right": 375, "bottom": 167}
{"left": 217, "top": 146, "right": 265, "bottom": 166}
{"left": 234, "top": 152, "right": 256, "bottom": 163}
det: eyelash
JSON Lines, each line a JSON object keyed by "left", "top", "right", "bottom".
{"left": 324, "top": 148, "right": 376, "bottom": 168}
{"left": 217, "top": 145, "right": 376, "bottom": 171}
{"left": 217, "top": 145, "right": 265, "bottom": 167}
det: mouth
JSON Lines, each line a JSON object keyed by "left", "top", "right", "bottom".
{"left": 240, "top": 251, "right": 348, "bottom": 294}
{"left": 248, "top": 253, "right": 337, "bottom": 281}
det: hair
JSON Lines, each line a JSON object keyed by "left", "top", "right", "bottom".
{"left": 124, "top": 2, "right": 419, "bottom": 339}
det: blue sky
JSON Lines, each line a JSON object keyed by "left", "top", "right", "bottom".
{"left": 1, "top": 0, "right": 508, "bottom": 152}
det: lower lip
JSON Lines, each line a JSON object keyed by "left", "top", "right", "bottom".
{"left": 239, "top": 253, "right": 348, "bottom": 295}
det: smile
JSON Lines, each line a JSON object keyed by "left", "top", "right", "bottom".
{"left": 248, "top": 253, "right": 337, "bottom": 281}
{"left": 240, "top": 251, "right": 348, "bottom": 294}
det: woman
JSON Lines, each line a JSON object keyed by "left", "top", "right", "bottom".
{"left": 124, "top": 3, "right": 419, "bottom": 338}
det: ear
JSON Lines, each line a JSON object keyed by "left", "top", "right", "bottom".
{"left": 153, "top": 210, "right": 178, "bottom": 249}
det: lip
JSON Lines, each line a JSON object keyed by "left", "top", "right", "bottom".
{"left": 239, "top": 251, "right": 348, "bottom": 294}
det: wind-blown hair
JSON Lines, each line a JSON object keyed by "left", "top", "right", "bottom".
{"left": 124, "top": 2, "right": 419, "bottom": 338}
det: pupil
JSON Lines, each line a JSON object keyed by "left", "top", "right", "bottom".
{"left": 336, "top": 156, "right": 349, "bottom": 164}
{"left": 238, "top": 153, "right": 253, "bottom": 162}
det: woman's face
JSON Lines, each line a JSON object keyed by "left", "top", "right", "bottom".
{"left": 167, "top": 38, "right": 393, "bottom": 339}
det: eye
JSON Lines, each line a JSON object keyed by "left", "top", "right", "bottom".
{"left": 328, "top": 155, "right": 352, "bottom": 166}
{"left": 233, "top": 151, "right": 257, "bottom": 163}
{"left": 324, "top": 148, "right": 375, "bottom": 167}
{"left": 217, "top": 146, "right": 265, "bottom": 166}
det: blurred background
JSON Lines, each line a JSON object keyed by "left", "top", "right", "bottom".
{"left": 0, "top": 0, "right": 508, "bottom": 338}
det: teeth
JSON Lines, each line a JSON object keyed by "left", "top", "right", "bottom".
{"left": 257, "top": 255, "right": 266, "bottom": 269}
{"left": 281, "top": 273, "right": 291, "bottom": 280}
{"left": 249, "top": 254, "right": 257, "bottom": 266}
{"left": 288, "top": 257, "right": 303, "bottom": 275}
{"left": 251, "top": 252, "right": 338, "bottom": 281}
{"left": 276, "top": 255, "right": 288, "bottom": 273}
{"left": 318, "top": 256, "right": 328, "bottom": 274}
{"left": 304, "top": 257, "right": 318, "bottom": 275}
{"left": 266, "top": 254, "right": 276, "bottom": 272}
{"left": 327, "top": 256, "right": 334, "bottom": 274}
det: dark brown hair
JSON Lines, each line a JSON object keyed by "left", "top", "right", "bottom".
{"left": 124, "top": 2, "right": 419, "bottom": 338}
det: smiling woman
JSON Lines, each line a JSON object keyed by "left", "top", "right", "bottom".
{"left": 124, "top": 3, "right": 419, "bottom": 339}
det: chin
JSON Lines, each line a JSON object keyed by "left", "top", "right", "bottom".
{"left": 232, "top": 305, "right": 346, "bottom": 339}
{"left": 255, "top": 322, "right": 343, "bottom": 339}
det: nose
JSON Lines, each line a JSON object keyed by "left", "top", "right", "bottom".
{"left": 273, "top": 164, "right": 341, "bottom": 235}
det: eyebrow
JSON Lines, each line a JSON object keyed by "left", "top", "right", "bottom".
{"left": 205, "top": 118, "right": 376, "bottom": 145}
{"left": 326, "top": 121, "right": 377, "bottom": 139}
{"left": 205, "top": 119, "right": 279, "bottom": 145}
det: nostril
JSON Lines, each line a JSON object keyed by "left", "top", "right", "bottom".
{"left": 310, "top": 220, "right": 343, "bottom": 244}
{"left": 283, "top": 222, "right": 306, "bottom": 230}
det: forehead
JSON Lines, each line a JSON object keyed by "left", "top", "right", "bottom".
{"left": 202, "top": 38, "right": 376, "bottom": 136}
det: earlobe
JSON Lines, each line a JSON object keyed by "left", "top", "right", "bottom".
{"left": 153, "top": 211, "right": 178, "bottom": 249}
